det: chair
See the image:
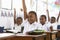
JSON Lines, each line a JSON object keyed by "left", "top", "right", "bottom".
{"left": 0, "top": 27, "right": 4, "bottom": 33}
{"left": 57, "top": 25, "right": 60, "bottom": 29}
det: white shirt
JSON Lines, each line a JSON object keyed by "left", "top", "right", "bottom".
{"left": 51, "top": 22, "right": 58, "bottom": 30}
{"left": 23, "top": 19, "right": 38, "bottom": 34}
{"left": 37, "top": 22, "right": 51, "bottom": 32}
{"left": 14, "top": 23, "right": 24, "bottom": 32}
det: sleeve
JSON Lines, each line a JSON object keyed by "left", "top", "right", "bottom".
{"left": 47, "top": 22, "right": 52, "bottom": 31}
{"left": 47, "top": 22, "right": 52, "bottom": 28}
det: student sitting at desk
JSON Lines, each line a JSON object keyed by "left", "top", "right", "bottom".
{"left": 14, "top": 8, "right": 24, "bottom": 33}
{"left": 22, "top": 0, "right": 38, "bottom": 34}
{"left": 47, "top": 10, "right": 60, "bottom": 30}
{"left": 37, "top": 15, "right": 52, "bottom": 32}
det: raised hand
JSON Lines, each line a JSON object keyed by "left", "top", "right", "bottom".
{"left": 22, "top": 0, "right": 27, "bottom": 20}
{"left": 14, "top": 8, "right": 16, "bottom": 24}
{"left": 46, "top": 9, "right": 50, "bottom": 21}
{"left": 59, "top": 11, "right": 60, "bottom": 16}
{"left": 57, "top": 11, "right": 60, "bottom": 22}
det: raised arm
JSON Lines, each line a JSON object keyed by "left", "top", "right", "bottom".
{"left": 22, "top": 0, "right": 27, "bottom": 20}
{"left": 46, "top": 9, "right": 50, "bottom": 21}
{"left": 14, "top": 8, "right": 16, "bottom": 24}
{"left": 57, "top": 11, "right": 60, "bottom": 22}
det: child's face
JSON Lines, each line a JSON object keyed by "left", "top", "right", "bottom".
{"left": 17, "top": 19, "right": 22, "bottom": 25}
{"left": 28, "top": 13, "right": 36, "bottom": 24}
{"left": 51, "top": 17, "right": 56, "bottom": 23}
{"left": 40, "top": 17, "right": 46, "bottom": 25}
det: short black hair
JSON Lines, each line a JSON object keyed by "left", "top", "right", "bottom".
{"left": 29, "top": 11, "right": 37, "bottom": 22}
{"left": 51, "top": 17, "right": 56, "bottom": 19}
{"left": 29, "top": 11, "right": 36, "bottom": 15}
{"left": 17, "top": 17, "right": 22, "bottom": 20}
{"left": 40, "top": 15, "right": 46, "bottom": 19}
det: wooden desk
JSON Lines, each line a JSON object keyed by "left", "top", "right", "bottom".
{"left": 0, "top": 33, "right": 15, "bottom": 40}
{"left": 15, "top": 33, "right": 46, "bottom": 40}
{"left": 45, "top": 31, "right": 58, "bottom": 40}
{"left": 0, "top": 33, "right": 46, "bottom": 40}
{"left": 54, "top": 29, "right": 60, "bottom": 38}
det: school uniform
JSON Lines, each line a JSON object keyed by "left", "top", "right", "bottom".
{"left": 37, "top": 22, "right": 51, "bottom": 32}
{"left": 51, "top": 22, "right": 58, "bottom": 30}
{"left": 14, "top": 23, "right": 24, "bottom": 32}
{"left": 23, "top": 19, "right": 38, "bottom": 34}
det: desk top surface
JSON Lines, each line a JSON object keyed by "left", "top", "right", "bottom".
{"left": 0, "top": 31, "right": 58, "bottom": 38}
{"left": 16, "top": 33, "right": 46, "bottom": 37}
{"left": 0, "top": 33, "right": 46, "bottom": 38}
{"left": 0, "top": 33, "right": 15, "bottom": 38}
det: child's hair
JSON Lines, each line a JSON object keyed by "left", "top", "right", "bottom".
{"left": 17, "top": 17, "right": 23, "bottom": 20}
{"left": 29, "top": 11, "right": 37, "bottom": 22}
{"left": 51, "top": 17, "right": 56, "bottom": 20}
{"left": 40, "top": 15, "right": 46, "bottom": 20}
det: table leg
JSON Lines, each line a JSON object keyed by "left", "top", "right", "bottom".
{"left": 50, "top": 33, "right": 52, "bottom": 40}
{"left": 44, "top": 35, "right": 46, "bottom": 40}
{"left": 32, "top": 37, "right": 36, "bottom": 40}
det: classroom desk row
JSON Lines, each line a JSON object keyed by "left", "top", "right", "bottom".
{"left": 54, "top": 29, "right": 60, "bottom": 38}
{"left": 0, "top": 31, "right": 58, "bottom": 40}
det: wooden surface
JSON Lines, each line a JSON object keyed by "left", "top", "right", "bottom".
{"left": 56, "top": 31, "right": 60, "bottom": 38}
{"left": 0, "top": 33, "right": 46, "bottom": 40}
{"left": 45, "top": 31, "right": 57, "bottom": 40}
{"left": 0, "top": 31, "right": 58, "bottom": 40}
{"left": 53, "top": 30, "right": 60, "bottom": 38}
{"left": 15, "top": 33, "right": 46, "bottom": 40}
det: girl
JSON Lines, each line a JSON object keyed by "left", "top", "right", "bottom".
{"left": 22, "top": 0, "right": 38, "bottom": 34}
{"left": 14, "top": 8, "right": 24, "bottom": 33}
{"left": 47, "top": 9, "right": 60, "bottom": 30}
{"left": 37, "top": 15, "right": 52, "bottom": 32}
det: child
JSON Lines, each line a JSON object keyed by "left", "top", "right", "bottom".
{"left": 37, "top": 15, "right": 52, "bottom": 32}
{"left": 47, "top": 10, "right": 60, "bottom": 30}
{"left": 14, "top": 8, "right": 24, "bottom": 32}
{"left": 22, "top": 0, "right": 38, "bottom": 34}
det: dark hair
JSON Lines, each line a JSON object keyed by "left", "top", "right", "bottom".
{"left": 40, "top": 15, "right": 46, "bottom": 19}
{"left": 17, "top": 17, "right": 22, "bottom": 20}
{"left": 29, "top": 11, "right": 37, "bottom": 22}
{"left": 51, "top": 17, "right": 56, "bottom": 19}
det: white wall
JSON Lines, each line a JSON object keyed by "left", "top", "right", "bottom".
{"left": 0, "top": 0, "right": 1, "bottom": 8}
{"left": 0, "top": 0, "right": 60, "bottom": 24}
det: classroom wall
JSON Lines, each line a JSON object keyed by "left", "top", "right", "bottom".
{"left": 0, "top": 0, "right": 1, "bottom": 8}
{"left": 0, "top": 0, "right": 60, "bottom": 25}
{"left": 0, "top": 9, "right": 14, "bottom": 29}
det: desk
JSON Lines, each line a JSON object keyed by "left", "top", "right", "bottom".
{"left": 0, "top": 33, "right": 15, "bottom": 40}
{"left": 15, "top": 33, "right": 46, "bottom": 40}
{"left": 0, "top": 33, "right": 46, "bottom": 40}
{"left": 54, "top": 29, "right": 60, "bottom": 38}
{"left": 45, "top": 31, "right": 58, "bottom": 40}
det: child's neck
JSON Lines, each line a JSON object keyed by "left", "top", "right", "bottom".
{"left": 41, "top": 23, "right": 45, "bottom": 25}
{"left": 17, "top": 24, "right": 21, "bottom": 26}
{"left": 42, "top": 23, "right": 45, "bottom": 25}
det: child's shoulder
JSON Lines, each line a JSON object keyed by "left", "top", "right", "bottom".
{"left": 45, "top": 22, "right": 51, "bottom": 27}
{"left": 46, "top": 22, "right": 51, "bottom": 24}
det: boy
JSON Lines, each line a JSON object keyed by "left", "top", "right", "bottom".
{"left": 22, "top": 0, "right": 38, "bottom": 34}
{"left": 47, "top": 9, "right": 60, "bottom": 30}
{"left": 14, "top": 8, "right": 24, "bottom": 32}
{"left": 37, "top": 15, "right": 52, "bottom": 32}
